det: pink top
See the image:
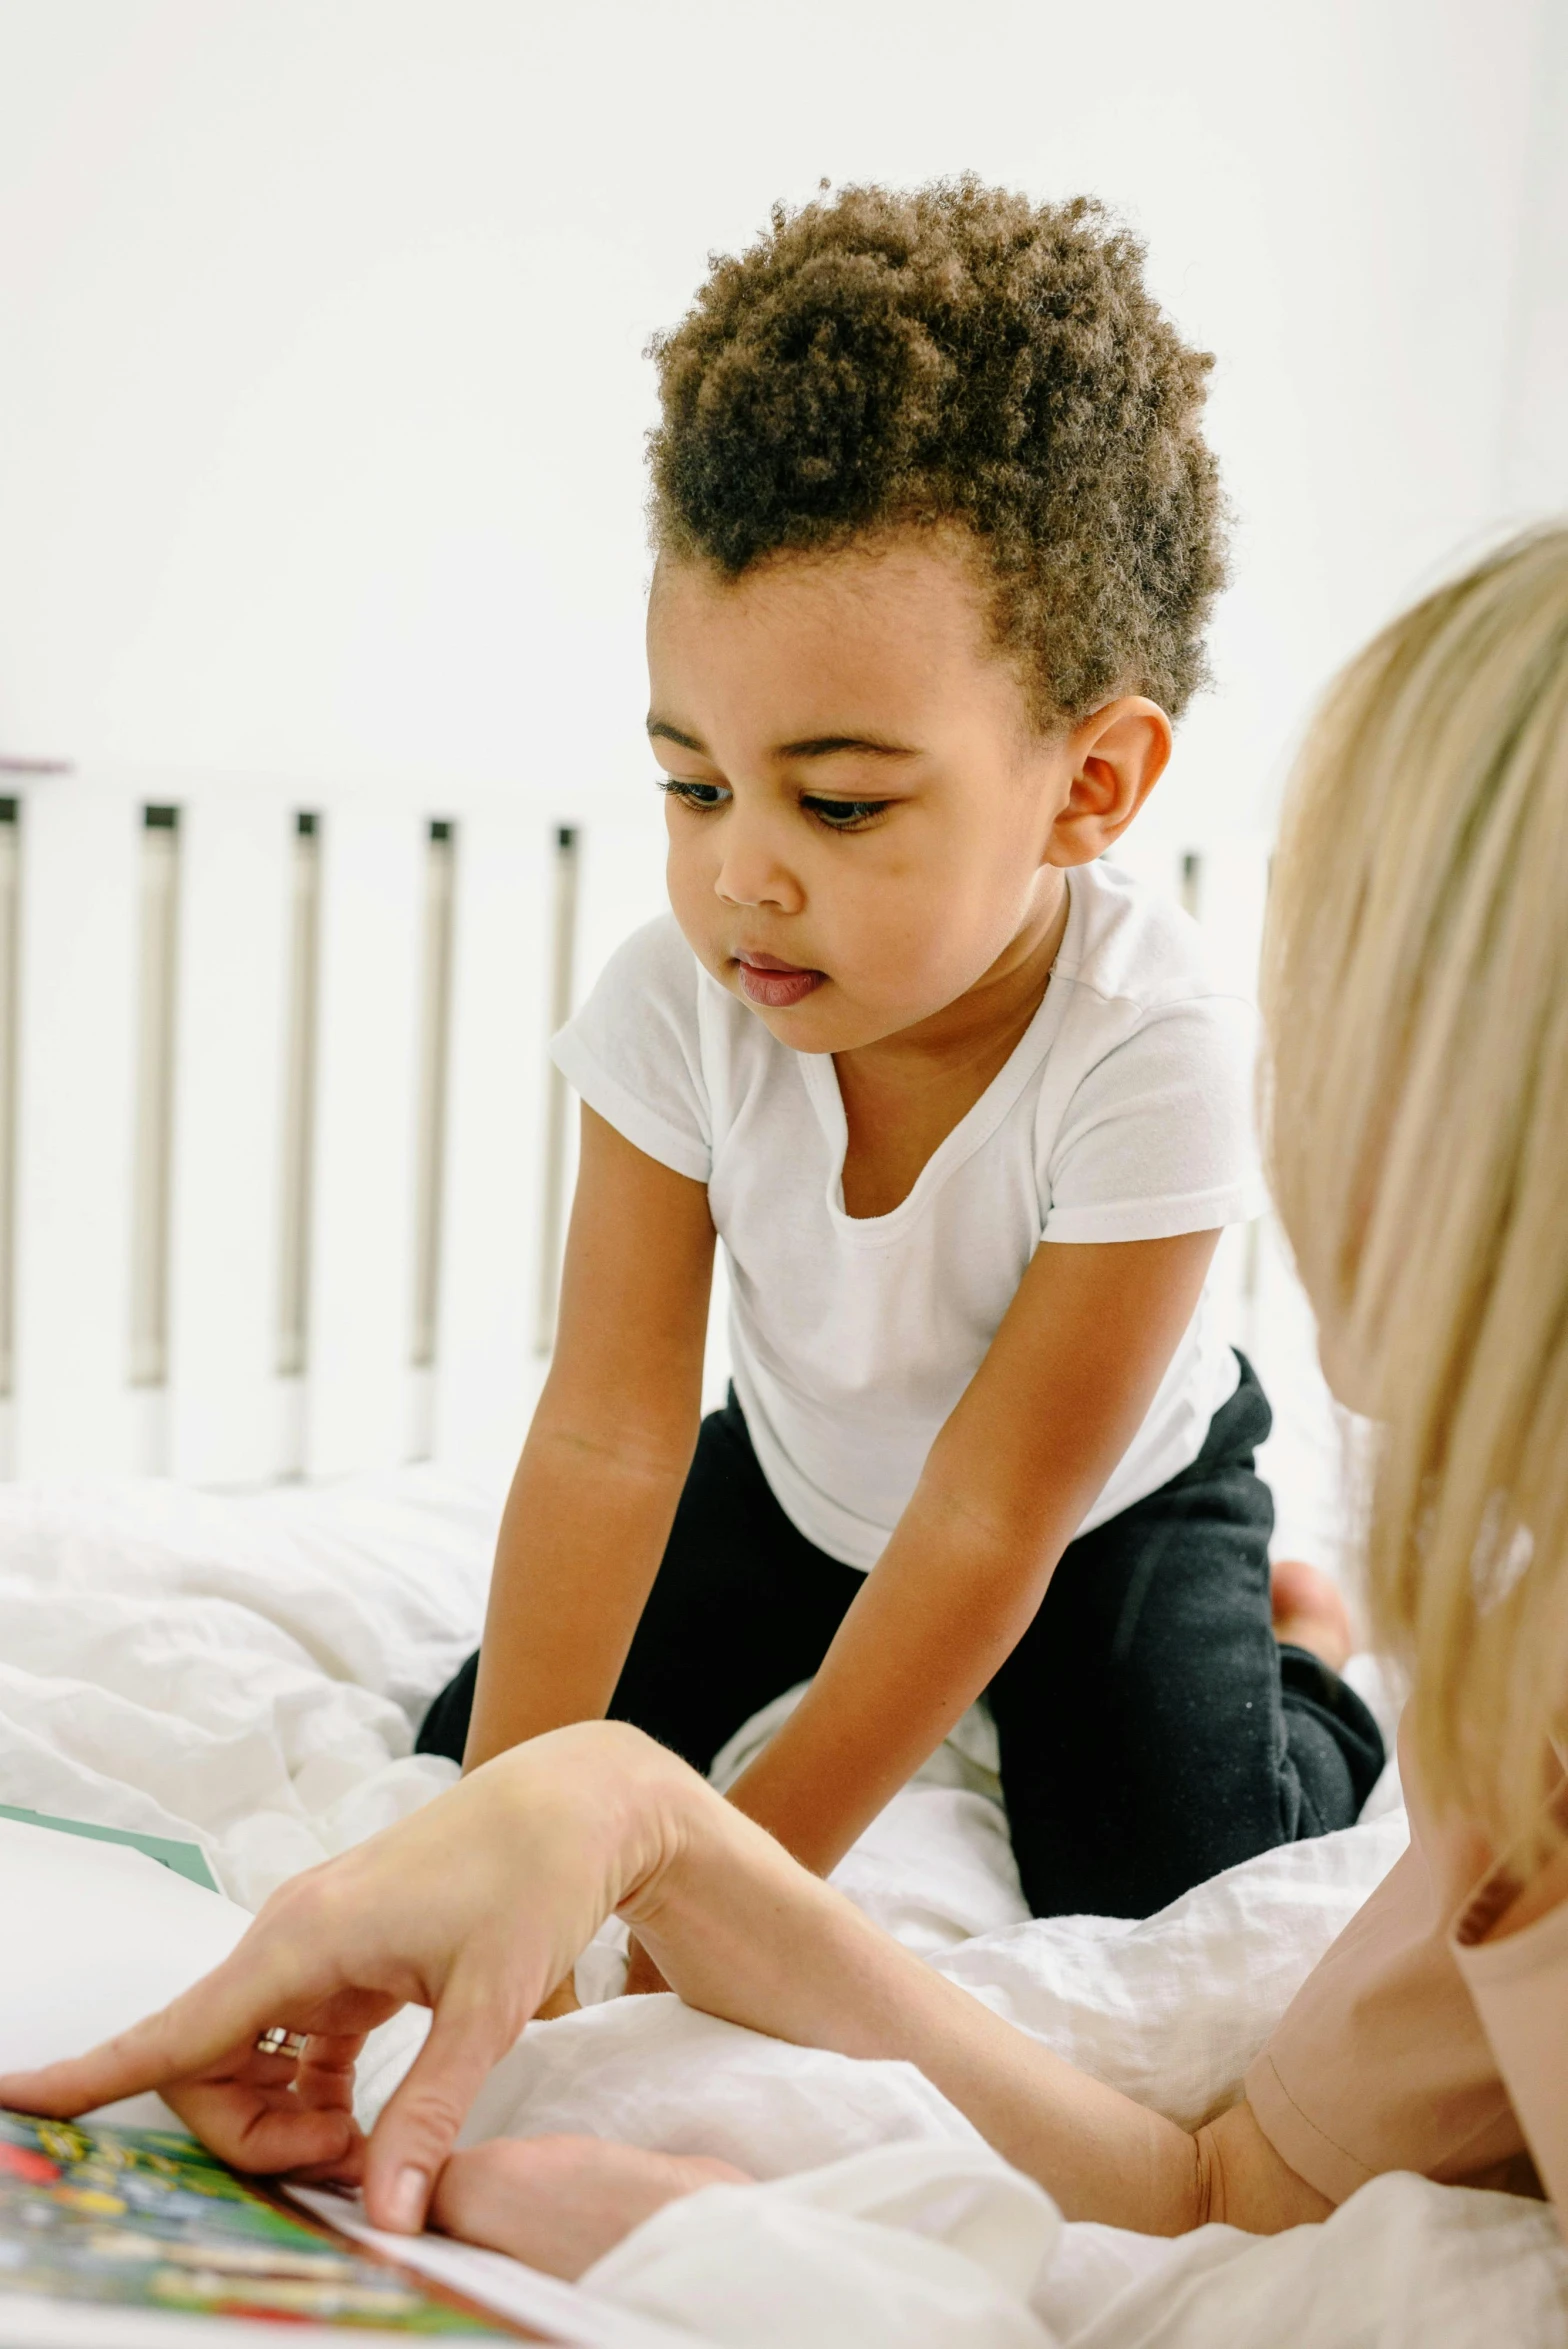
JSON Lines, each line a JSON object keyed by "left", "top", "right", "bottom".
{"left": 1247, "top": 1727, "right": 1568, "bottom": 2217}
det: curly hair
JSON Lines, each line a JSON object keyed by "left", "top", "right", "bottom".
{"left": 647, "top": 179, "right": 1227, "bottom": 725}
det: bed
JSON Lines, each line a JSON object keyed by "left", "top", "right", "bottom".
{"left": 1, "top": 1469, "right": 1559, "bottom": 2347}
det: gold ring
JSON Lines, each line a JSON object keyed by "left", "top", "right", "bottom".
{"left": 254, "top": 2027, "right": 308, "bottom": 2060}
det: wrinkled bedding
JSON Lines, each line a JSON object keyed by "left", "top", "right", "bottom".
{"left": 0, "top": 1471, "right": 1560, "bottom": 2346}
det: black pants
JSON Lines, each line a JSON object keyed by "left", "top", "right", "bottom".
{"left": 418, "top": 1356, "right": 1384, "bottom": 1918}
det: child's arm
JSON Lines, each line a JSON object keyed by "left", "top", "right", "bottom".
{"left": 462, "top": 1105, "right": 715, "bottom": 1772}
{"left": 720, "top": 1230, "right": 1219, "bottom": 1871}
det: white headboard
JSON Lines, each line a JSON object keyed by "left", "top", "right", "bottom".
{"left": 2, "top": 767, "right": 669, "bottom": 1487}
{"left": 1, "top": 772, "right": 1338, "bottom": 1557}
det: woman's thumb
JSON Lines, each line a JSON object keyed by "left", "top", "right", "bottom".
{"left": 362, "top": 1995, "right": 514, "bottom": 2232}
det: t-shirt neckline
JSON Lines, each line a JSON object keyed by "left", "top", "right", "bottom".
{"left": 798, "top": 871, "right": 1082, "bottom": 1242}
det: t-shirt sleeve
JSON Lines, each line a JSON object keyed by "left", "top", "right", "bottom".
{"left": 1040, "top": 993, "right": 1269, "bottom": 1243}
{"left": 550, "top": 917, "right": 712, "bottom": 1183}
{"left": 1245, "top": 1731, "right": 1533, "bottom": 2205}
{"left": 1450, "top": 1801, "right": 1568, "bottom": 2224}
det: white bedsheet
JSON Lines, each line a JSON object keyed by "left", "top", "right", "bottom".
{"left": 0, "top": 1470, "right": 1559, "bottom": 2347}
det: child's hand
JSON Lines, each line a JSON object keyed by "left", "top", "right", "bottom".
{"left": 622, "top": 1936, "right": 670, "bottom": 1996}
{"left": 432, "top": 2135, "right": 748, "bottom": 2279}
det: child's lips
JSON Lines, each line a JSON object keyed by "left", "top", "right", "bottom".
{"left": 733, "top": 953, "right": 825, "bottom": 1009}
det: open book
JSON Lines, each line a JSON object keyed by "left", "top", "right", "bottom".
{"left": 1, "top": 1821, "right": 669, "bottom": 2345}
{"left": 0, "top": 2107, "right": 536, "bottom": 2344}
{"left": 0, "top": 2107, "right": 680, "bottom": 2347}
{"left": 0, "top": 1806, "right": 218, "bottom": 1894}
{"left": 0, "top": 2123, "right": 532, "bottom": 2339}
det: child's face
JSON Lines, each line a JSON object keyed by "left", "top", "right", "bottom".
{"left": 646, "top": 532, "right": 1167, "bottom": 1055}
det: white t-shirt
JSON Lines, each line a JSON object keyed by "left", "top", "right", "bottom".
{"left": 552, "top": 859, "right": 1267, "bottom": 1570}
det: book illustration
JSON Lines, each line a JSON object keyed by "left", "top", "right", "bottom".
{"left": 0, "top": 1804, "right": 219, "bottom": 1891}
{"left": 0, "top": 2109, "right": 512, "bottom": 2333}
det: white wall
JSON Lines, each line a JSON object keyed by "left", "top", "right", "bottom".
{"left": 0, "top": 0, "right": 1561, "bottom": 848}
{"left": 1502, "top": 0, "right": 1568, "bottom": 520}
{"left": 0, "top": 0, "right": 1563, "bottom": 1521}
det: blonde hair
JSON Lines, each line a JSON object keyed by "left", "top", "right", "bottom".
{"left": 1263, "top": 528, "right": 1568, "bottom": 1852}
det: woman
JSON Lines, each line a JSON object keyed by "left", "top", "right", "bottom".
{"left": 7, "top": 527, "right": 1568, "bottom": 2273}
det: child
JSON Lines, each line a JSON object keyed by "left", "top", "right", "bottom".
{"left": 417, "top": 179, "right": 1382, "bottom": 1930}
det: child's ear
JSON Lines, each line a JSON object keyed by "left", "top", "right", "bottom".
{"left": 1043, "top": 697, "right": 1173, "bottom": 867}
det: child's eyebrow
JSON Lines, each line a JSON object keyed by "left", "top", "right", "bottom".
{"left": 775, "top": 734, "right": 916, "bottom": 762}
{"left": 647, "top": 718, "right": 707, "bottom": 753}
{"left": 646, "top": 719, "right": 917, "bottom": 763}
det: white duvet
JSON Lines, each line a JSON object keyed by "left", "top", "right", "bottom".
{"left": 0, "top": 1471, "right": 1559, "bottom": 2347}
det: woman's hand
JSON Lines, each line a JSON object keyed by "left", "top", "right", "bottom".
{"left": 0, "top": 1704, "right": 1317, "bottom": 2248}
{"left": 0, "top": 1723, "right": 705, "bottom": 2233}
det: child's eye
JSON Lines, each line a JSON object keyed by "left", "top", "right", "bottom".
{"left": 656, "top": 777, "right": 729, "bottom": 812}
{"left": 801, "top": 796, "right": 892, "bottom": 832}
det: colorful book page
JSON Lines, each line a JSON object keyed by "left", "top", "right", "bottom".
{"left": 0, "top": 2110, "right": 513, "bottom": 2335}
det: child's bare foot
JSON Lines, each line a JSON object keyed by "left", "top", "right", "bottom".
{"left": 432, "top": 2135, "right": 749, "bottom": 2280}
{"left": 1270, "top": 1558, "right": 1354, "bottom": 1673}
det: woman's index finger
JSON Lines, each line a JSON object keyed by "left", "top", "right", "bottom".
{"left": 0, "top": 1938, "right": 323, "bottom": 2118}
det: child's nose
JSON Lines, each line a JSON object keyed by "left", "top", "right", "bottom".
{"left": 713, "top": 816, "right": 804, "bottom": 913}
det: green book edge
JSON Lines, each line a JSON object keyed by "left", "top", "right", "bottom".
{"left": 0, "top": 1804, "right": 219, "bottom": 1892}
